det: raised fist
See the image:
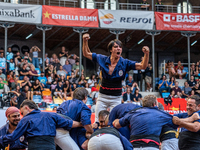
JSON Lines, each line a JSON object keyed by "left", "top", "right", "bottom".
{"left": 83, "top": 33, "right": 90, "bottom": 42}
{"left": 142, "top": 46, "right": 150, "bottom": 54}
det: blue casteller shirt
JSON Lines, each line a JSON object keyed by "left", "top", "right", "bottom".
{"left": 119, "top": 107, "right": 177, "bottom": 136}
{"left": 0, "top": 122, "right": 28, "bottom": 150}
{"left": 158, "top": 80, "right": 169, "bottom": 89}
{"left": 57, "top": 99, "right": 91, "bottom": 150}
{"left": 108, "top": 103, "right": 141, "bottom": 140}
{"left": 0, "top": 109, "right": 73, "bottom": 147}
{"left": 57, "top": 99, "right": 91, "bottom": 125}
{"left": 92, "top": 53, "right": 136, "bottom": 80}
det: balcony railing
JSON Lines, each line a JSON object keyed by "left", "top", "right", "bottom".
{"left": 0, "top": 0, "right": 200, "bottom": 13}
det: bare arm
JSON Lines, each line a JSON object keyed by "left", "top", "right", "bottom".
{"left": 72, "top": 121, "right": 82, "bottom": 128}
{"left": 113, "top": 119, "right": 122, "bottom": 129}
{"left": 84, "top": 124, "right": 94, "bottom": 134}
{"left": 82, "top": 34, "right": 92, "bottom": 60}
{"left": 9, "top": 91, "right": 20, "bottom": 97}
{"left": 135, "top": 46, "right": 149, "bottom": 70}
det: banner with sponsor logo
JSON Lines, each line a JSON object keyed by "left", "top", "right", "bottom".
{"left": 98, "top": 9, "right": 154, "bottom": 30}
{"left": 157, "top": 98, "right": 187, "bottom": 115}
{"left": 42, "top": 5, "right": 99, "bottom": 27}
{"left": 155, "top": 12, "right": 200, "bottom": 31}
{"left": 0, "top": 2, "right": 42, "bottom": 24}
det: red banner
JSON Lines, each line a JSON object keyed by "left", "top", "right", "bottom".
{"left": 157, "top": 98, "right": 187, "bottom": 115}
{"left": 155, "top": 12, "right": 200, "bottom": 31}
{"left": 42, "top": 5, "right": 99, "bottom": 27}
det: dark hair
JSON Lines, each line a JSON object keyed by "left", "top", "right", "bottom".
{"left": 189, "top": 95, "right": 200, "bottom": 106}
{"left": 90, "top": 74, "right": 95, "bottom": 80}
{"left": 98, "top": 110, "right": 110, "bottom": 118}
{"left": 134, "top": 88, "right": 139, "bottom": 95}
{"left": 169, "top": 76, "right": 175, "bottom": 82}
{"left": 73, "top": 87, "right": 88, "bottom": 100}
{"left": 107, "top": 39, "right": 122, "bottom": 54}
{"left": 20, "top": 100, "right": 38, "bottom": 110}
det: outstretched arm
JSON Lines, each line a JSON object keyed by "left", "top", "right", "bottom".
{"left": 135, "top": 46, "right": 150, "bottom": 70}
{"left": 82, "top": 34, "right": 92, "bottom": 60}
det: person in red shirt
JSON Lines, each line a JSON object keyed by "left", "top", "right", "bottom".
{"left": 91, "top": 82, "right": 99, "bottom": 92}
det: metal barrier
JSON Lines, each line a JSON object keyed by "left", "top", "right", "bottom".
{"left": 119, "top": 3, "right": 150, "bottom": 11}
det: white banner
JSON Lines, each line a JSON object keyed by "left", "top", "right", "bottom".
{"left": 98, "top": 9, "right": 154, "bottom": 30}
{"left": 0, "top": 2, "right": 42, "bottom": 24}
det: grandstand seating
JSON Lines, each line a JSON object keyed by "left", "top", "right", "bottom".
{"left": 33, "top": 95, "right": 42, "bottom": 103}
{"left": 53, "top": 96, "right": 64, "bottom": 104}
{"left": 162, "top": 92, "right": 170, "bottom": 98}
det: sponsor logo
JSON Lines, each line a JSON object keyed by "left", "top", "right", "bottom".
{"left": 100, "top": 13, "right": 115, "bottom": 24}
{"left": 120, "top": 17, "right": 152, "bottom": 24}
{"left": 20, "top": 135, "right": 25, "bottom": 142}
{"left": 119, "top": 70, "right": 123, "bottom": 76}
{"left": 0, "top": 9, "right": 35, "bottom": 18}
{"left": 163, "top": 14, "right": 200, "bottom": 23}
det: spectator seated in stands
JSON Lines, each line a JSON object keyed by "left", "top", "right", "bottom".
{"left": 190, "top": 63, "right": 196, "bottom": 76}
{"left": 8, "top": 59, "right": 15, "bottom": 73}
{"left": 70, "top": 83, "right": 77, "bottom": 99}
{"left": 145, "top": 62, "right": 153, "bottom": 92}
{"left": 21, "top": 76, "right": 33, "bottom": 100}
{"left": 131, "top": 82, "right": 140, "bottom": 94}
{"left": 133, "top": 88, "right": 142, "bottom": 105}
{"left": 63, "top": 60, "right": 72, "bottom": 76}
{"left": 20, "top": 59, "right": 32, "bottom": 71}
{"left": 175, "top": 61, "right": 186, "bottom": 79}
{"left": 56, "top": 66, "right": 67, "bottom": 79}
{"left": 10, "top": 95, "right": 18, "bottom": 107}
{"left": 63, "top": 80, "right": 71, "bottom": 97}
{"left": 190, "top": 90, "right": 195, "bottom": 96}
{"left": 78, "top": 74, "right": 87, "bottom": 87}
{"left": 68, "top": 72, "right": 78, "bottom": 85}
{"left": 156, "top": 0, "right": 164, "bottom": 12}
{"left": 14, "top": 51, "right": 22, "bottom": 69}
{"left": 33, "top": 79, "right": 43, "bottom": 96}
{"left": 188, "top": 75, "right": 196, "bottom": 88}
{"left": 47, "top": 64, "right": 55, "bottom": 76}
{"left": 0, "top": 77, "right": 9, "bottom": 94}
{"left": 44, "top": 53, "right": 50, "bottom": 63}
{"left": 0, "top": 69, "right": 6, "bottom": 81}
{"left": 141, "top": 0, "right": 150, "bottom": 10}
{"left": 194, "top": 70, "right": 200, "bottom": 82}
{"left": 38, "top": 71, "right": 47, "bottom": 89}
{"left": 28, "top": 64, "right": 39, "bottom": 80}
{"left": 171, "top": 81, "right": 182, "bottom": 97}
{"left": 45, "top": 59, "right": 50, "bottom": 75}
{"left": 6, "top": 47, "right": 13, "bottom": 64}
{"left": 54, "top": 80, "right": 65, "bottom": 99}
{"left": 0, "top": 52, "right": 7, "bottom": 74}
{"left": 88, "top": 74, "right": 97, "bottom": 88}
{"left": 192, "top": 82, "right": 200, "bottom": 97}
{"left": 72, "top": 60, "right": 84, "bottom": 77}
{"left": 165, "top": 61, "right": 176, "bottom": 78}
{"left": 168, "top": 76, "right": 176, "bottom": 90}
{"left": 182, "top": 81, "right": 192, "bottom": 98}
{"left": 158, "top": 75, "right": 170, "bottom": 97}
{"left": 7, "top": 71, "right": 15, "bottom": 87}
{"left": 19, "top": 64, "right": 29, "bottom": 80}
{"left": 85, "top": 83, "right": 91, "bottom": 97}
{"left": 68, "top": 54, "right": 79, "bottom": 66}
{"left": 168, "top": 90, "right": 175, "bottom": 99}
{"left": 11, "top": 77, "right": 20, "bottom": 91}
{"left": 52, "top": 58, "right": 61, "bottom": 72}
{"left": 122, "top": 87, "right": 134, "bottom": 103}
{"left": 91, "top": 82, "right": 99, "bottom": 93}
{"left": 22, "top": 52, "right": 32, "bottom": 63}
{"left": 50, "top": 53, "right": 58, "bottom": 64}
{"left": 126, "top": 75, "right": 134, "bottom": 87}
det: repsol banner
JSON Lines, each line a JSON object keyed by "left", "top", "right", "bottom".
{"left": 98, "top": 9, "right": 154, "bottom": 30}
{"left": 0, "top": 2, "right": 42, "bottom": 24}
{"left": 155, "top": 12, "right": 200, "bottom": 31}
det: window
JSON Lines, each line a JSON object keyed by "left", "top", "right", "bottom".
{"left": 81, "top": 0, "right": 95, "bottom": 9}
{"left": 177, "top": 2, "right": 192, "bottom": 13}
{"left": 104, "top": 0, "right": 116, "bottom": 10}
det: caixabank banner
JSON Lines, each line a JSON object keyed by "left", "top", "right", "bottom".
{"left": 98, "top": 9, "right": 154, "bottom": 30}
{"left": 0, "top": 2, "right": 42, "bottom": 24}
{"left": 42, "top": 5, "right": 99, "bottom": 28}
{"left": 155, "top": 12, "right": 200, "bottom": 31}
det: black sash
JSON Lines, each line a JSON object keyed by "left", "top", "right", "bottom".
{"left": 100, "top": 78, "right": 122, "bottom": 96}
{"left": 90, "top": 127, "right": 120, "bottom": 139}
{"left": 179, "top": 131, "right": 200, "bottom": 150}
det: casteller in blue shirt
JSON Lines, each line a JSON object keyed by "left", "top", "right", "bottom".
{"left": 108, "top": 103, "right": 141, "bottom": 139}
{"left": 0, "top": 100, "right": 81, "bottom": 150}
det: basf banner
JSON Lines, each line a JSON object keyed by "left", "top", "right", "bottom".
{"left": 155, "top": 12, "right": 200, "bottom": 31}
{"left": 42, "top": 5, "right": 99, "bottom": 28}
{"left": 98, "top": 9, "right": 154, "bottom": 30}
{"left": 0, "top": 2, "right": 42, "bottom": 24}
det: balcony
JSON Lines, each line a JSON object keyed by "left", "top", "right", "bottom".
{"left": 0, "top": 0, "right": 200, "bottom": 13}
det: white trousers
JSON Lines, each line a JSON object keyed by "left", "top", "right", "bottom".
{"left": 134, "top": 147, "right": 159, "bottom": 150}
{"left": 88, "top": 134, "right": 123, "bottom": 150}
{"left": 54, "top": 128, "right": 80, "bottom": 150}
{"left": 95, "top": 93, "right": 121, "bottom": 122}
{"left": 161, "top": 138, "right": 179, "bottom": 150}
